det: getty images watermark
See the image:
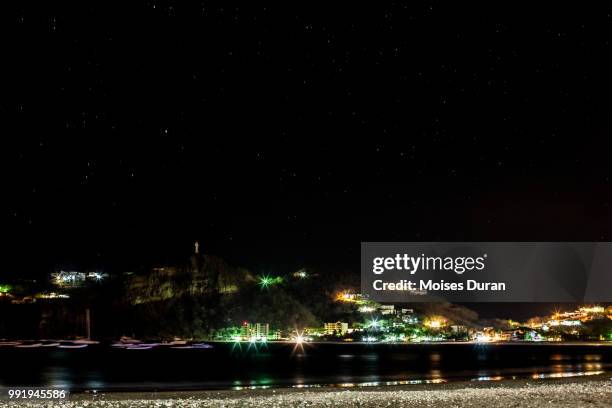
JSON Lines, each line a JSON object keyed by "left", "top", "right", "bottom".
{"left": 361, "top": 242, "right": 612, "bottom": 302}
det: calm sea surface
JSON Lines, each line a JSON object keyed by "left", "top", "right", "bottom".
{"left": 0, "top": 343, "right": 610, "bottom": 391}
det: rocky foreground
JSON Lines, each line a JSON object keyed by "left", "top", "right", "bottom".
{"left": 2, "top": 376, "right": 611, "bottom": 407}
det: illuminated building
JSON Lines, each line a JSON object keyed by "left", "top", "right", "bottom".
{"left": 401, "top": 312, "right": 418, "bottom": 324}
{"left": 239, "top": 322, "right": 271, "bottom": 341}
{"left": 292, "top": 269, "right": 309, "bottom": 279}
{"left": 324, "top": 322, "right": 348, "bottom": 335}
{"left": 51, "top": 270, "right": 108, "bottom": 288}
{"left": 579, "top": 306, "right": 605, "bottom": 314}
{"left": 255, "top": 323, "right": 269, "bottom": 339}
{"left": 379, "top": 305, "right": 395, "bottom": 315}
{"left": 450, "top": 325, "right": 467, "bottom": 333}
{"left": 240, "top": 322, "right": 253, "bottom": 338}
{"left": 474, "top": 332, "right": 492, "bottom": 342}
{"left": 527, "top": 305, "right": 612, "bottom": 331}
{"left": 424, "top": 316, "right": 446, "bottom": 329}
{"left": 51, "top": 271, "right": 86, "bottom": 287}
{"left": 335, "top": 292, "right": 368, "bottom": 303}
{"left": 267, "top": 329, "right": 282, "bottom": 340}
{"left": 303, "top": 327, "right": 325, "bottom": 337}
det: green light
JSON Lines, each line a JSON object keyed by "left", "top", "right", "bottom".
{"left": 257, "top": 274, "right": 283, "bottom": 289}
{"left": 0, "top": 284, "right": 11, "bottom": 294}
{"left": 368, "top": 319, "right": 380, "bottom": 329}
{"left": 259, "top": 275, "right": 273, "bottom": 288}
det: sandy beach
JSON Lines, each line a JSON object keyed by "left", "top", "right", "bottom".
{"left": 2, "top": 375, "right": 610, "bottom": 407}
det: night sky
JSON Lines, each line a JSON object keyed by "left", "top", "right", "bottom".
{"left": 5, "top": 1, "right": 612, "bottom": 316}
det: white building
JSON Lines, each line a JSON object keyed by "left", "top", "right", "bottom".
{"left": 255, "top": 323, "right": 269, "bottom": 339}
{"left": 324, "top": 322, "right": 348, "bottom": 335}
{"left": 379, "top": 305, "right": 395, "bottom": 315}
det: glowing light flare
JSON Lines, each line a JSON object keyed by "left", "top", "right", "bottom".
{"left": 580, "top": 306, "right": 604, "bottom": 314}
{"left": 335, "top": 291, "right": 356, "bottom": 302}
{"left": 291, "top": 329, "right": 310, "bottom": 355}
{"left": 424, "top": 316, "right": 446, "bottom": 329}
{"left": 259, "top": 276, "right": 272, "bottom": 288}
{"left": 257, "top": 274, "right": 283, "bottom": 289}
{"left": 367, "top": 319, "right": 381, "bottom": 330}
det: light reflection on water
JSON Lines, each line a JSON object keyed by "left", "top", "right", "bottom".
{"left": 231, "top": 370, "right": 607, "bottom": 391}
{"left": 236, "top": 378, "right": 449, "bottom": 391}
{"left": 231, "top": 369, "right": 607, "bottom": 391}
{"left": 31, "top": 363, "right": 612, "bottom": 390}
{"left": 42, "top": 366, "right": 72, "bottom": 389}
{"left": 472, "top": 376, "right": 504, "bottom": 381}
{"left": 531, "top": 370, "right": 604, "bottom": 379}
{"left": 2, "top": 344, "right": 609, "bottom": 391}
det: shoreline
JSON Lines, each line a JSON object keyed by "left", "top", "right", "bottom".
{"left": 54, "top": 375, "right": 611, "bottom": 407}
{"left": 208, "top": 340, "right": 612, "bottom": 346}
{"left": 3, "top": 340, "right": 612, "bottom": 349}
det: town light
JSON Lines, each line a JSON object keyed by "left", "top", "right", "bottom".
{"left": 258, "top": 275, "right": 272, "bottom": 288}
{"left": 258, "top": 274, "right": 282, "bottom": 289}
{"left": 292, "top": 329, "right": 308, "bottom": 344}
{"left": 424, "top": 317, "right": 446, "bottom": 329}
{"left": 335, "top": 291, "right": 354, "bottom": 302}
{"left": 368, "top": 319, "right": 380, "bottom": 330}
{"left": 580, "top": 306, "right": 604, "bottom": 314}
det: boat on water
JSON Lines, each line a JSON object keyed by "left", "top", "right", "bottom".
{"left": 193, "top": 343, "right": 213, "bottom": 348}
{"left": 113, "top": 341, "right": 161, "bottom": 349}
{"left": 16, "top": 342, "right": 43, "bottom": 348}
{"left": 72, "top": 339, "right": 99, "bottom": 344}
{"left": 166, "top": 340, "right": 188, "bottom": 345}
{"left": 170, "top": 343, "right": 213, "bottom": 349}
{"left": 0, "top": 341, "right": 22, "bottom": 347}
{"left": 119, "top": 336, "right": 141, "bottom": 344}
{"left": 125, "top": 345, "right": 154, "bottom": 350}
{"left": 58, "top": 343, "right": 88, "bottom": 349}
